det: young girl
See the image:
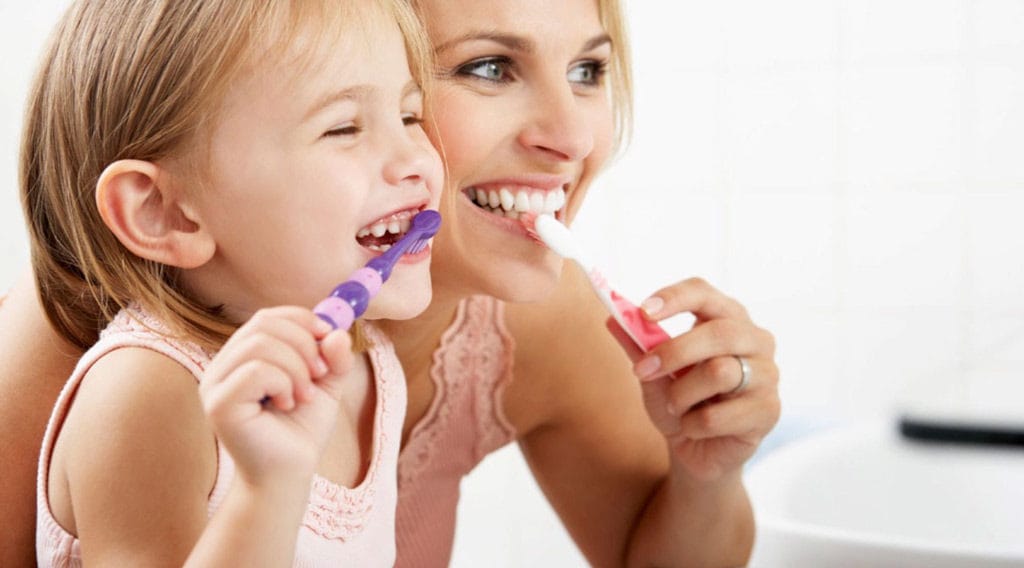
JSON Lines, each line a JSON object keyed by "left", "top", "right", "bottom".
{"left": 25, "top": 0, "right": 441, "bottom": 566}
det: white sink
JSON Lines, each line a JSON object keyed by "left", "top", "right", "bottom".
{"left": 745, "top": 420, "right": 1024, "bottom": 567}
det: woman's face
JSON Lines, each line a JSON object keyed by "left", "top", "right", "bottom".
{"left": 418, "top": 0, "right": 615, "bottom": 302}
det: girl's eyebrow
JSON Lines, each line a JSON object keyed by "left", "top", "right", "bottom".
{"left": 434, "top": 32, "right": 612, "bottom": 56}
{"left": 304, "top": 79, "right": 421, "bottom": 122}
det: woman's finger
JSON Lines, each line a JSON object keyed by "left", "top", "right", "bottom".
{"left": 635, "top": 320, "right": 775, "bottom": 381}
{"left": 642, "top": 277, "right": 750, "bottom": 323}
{"left": 676, "top": 394, "right": 781, "bottom": 441}
{"left": 664, "top": 355, "right": 775, "bottom": 415}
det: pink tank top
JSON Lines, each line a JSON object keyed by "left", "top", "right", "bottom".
{"left": 395, "top": 295, "right": 518, "bottom": 567}
{"left": 37, "top": 306, "right": 406, "bottom": 567}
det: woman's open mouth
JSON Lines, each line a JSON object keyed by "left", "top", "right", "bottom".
{"left": 464, "top": 185, "right": 566, "bottom": 221}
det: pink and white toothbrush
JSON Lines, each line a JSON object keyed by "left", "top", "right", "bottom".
{"left": 521, "top": 212, "right": 670, "bottom": 353}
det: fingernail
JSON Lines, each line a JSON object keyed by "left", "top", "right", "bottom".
{"left": 314, "top": 318, "right": 333, "bottom": 334}
{"left": 634, "top": 355, "right": 662, "bottom": 381}
{"left": 641, "top": 296, "right": 664, "bottom": 318}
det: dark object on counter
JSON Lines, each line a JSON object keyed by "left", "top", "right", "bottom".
{"left": 899, "top": 415, "right": 1024, "bottom": 448}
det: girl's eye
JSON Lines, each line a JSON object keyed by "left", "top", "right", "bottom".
{"left": 324, "top": 124, "right": 361, "bottom": 137}
{"left": 402, "top": 114, "right": 423, "bottom": 127}
{"left": 567, "top": 60, "right": 608, "bottom": 87}
{"left": 456, "top": 57, "right": 512, "bottom": 83}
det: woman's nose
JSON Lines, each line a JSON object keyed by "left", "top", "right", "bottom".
{"left": 516, "top": 83, "right": 595, "bottom": 162}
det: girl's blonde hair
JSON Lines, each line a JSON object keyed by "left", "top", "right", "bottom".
{"left": 21, "top": 0, "right": 432, "bottom": 351}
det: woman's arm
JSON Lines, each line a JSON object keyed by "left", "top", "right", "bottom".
{"left": 507, "top": 265, "right": 778, "bottom": 568}
{"left": 0, "top": 269, "right": 82, "bottom": 567}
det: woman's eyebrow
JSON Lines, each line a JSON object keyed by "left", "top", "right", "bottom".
{"left": 434, "top": 32, "right": 533, "bottom": 55}
{"left": 582, "top": 33, "right": 612, "bottom": 52}
{"left": 434, "top": 32, "right": 613, "bottom": 56}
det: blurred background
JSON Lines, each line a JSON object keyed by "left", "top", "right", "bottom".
{"left": 2, "top": 1, "right": 1022, "bottom": 566}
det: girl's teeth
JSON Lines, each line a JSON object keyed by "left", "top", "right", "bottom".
{"left": 488, "top": 190, "right": 501, "bottom": 209}
{"left": 476, "top": 189, "right": 489, "bottom": 207}
{"left": 371, "top": 222, "right": 388, "bottom": 237}
{"left": 388, "top": 220, "right": 401, "bottom": 234}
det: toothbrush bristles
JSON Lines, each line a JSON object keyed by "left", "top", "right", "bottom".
{"left": 518, "top": 212, "right": 545, "bottom": 245}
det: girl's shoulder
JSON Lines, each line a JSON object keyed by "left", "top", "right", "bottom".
{"left": 48, "top": 344, "right": 217, "bottom": 539}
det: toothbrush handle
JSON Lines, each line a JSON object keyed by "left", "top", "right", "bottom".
{"left": 608, "top": 290, "right": 671, "bottom": 352}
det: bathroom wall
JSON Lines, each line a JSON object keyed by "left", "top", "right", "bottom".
{"left": 1, "top": 1, "right": 1021, "bottom": 566}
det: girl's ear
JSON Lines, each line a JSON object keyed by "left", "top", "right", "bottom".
{"left": 95, "top": 159, "right": 215, "bottom": 269}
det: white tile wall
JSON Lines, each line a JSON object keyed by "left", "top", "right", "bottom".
{"left": 2, "top": 1, "right": 1022, "bottom": 566}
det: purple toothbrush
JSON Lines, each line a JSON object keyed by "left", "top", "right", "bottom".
{"left": 313, "top": 209, "right": 441, "bottom": 330}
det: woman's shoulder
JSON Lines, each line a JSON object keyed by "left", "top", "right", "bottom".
{"left": 502, "top": 264, "right": 637, "bottom": 428}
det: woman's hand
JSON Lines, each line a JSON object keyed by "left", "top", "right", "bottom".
{"left": 610, "top": 277, "right": 780, "bottom": 481}
{"left": 199, "top": 306, "right": 353, "bottom": 486}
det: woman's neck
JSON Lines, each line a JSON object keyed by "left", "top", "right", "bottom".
{"left": 376, "top": 279, "right": 468, "bottom": 382}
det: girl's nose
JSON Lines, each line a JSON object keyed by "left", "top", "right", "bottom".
{"left": 383, "top": 131, "right": 438, "bottom": 188}
{"left": 516, "top": 83, "right": 595, "bottom": 162}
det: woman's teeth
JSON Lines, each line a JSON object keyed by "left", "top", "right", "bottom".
{"left": 468, "top": 187, "right": 565, "bottom": 220}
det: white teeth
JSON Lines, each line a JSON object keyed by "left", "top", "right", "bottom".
{"left": 514, "top": 191, "right": 530, "bottom": 212}
{"left": 546, "top": 189, "right": 565, "bottom": 213}
{"left": 499, "top": 188, "right": 515, "bottom": 211}
{"left": 371, "top": 222, "right": 388, "bottom": 237}
{"left": 400, "top": 217, "right": 411, "bottom": 233}
{"left": 357, "top": 227, "right": 371, "bottom": 238}
{"left": 470, "top": 186, "right": 568, "bottom": 218}
{"left": 388, "top": 220, "right": 401, "bottom": 234}
{"left": 530, "top": 192, "right": 545, "bottom": 212}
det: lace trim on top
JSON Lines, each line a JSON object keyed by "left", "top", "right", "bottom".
{"left": 113, "top": 307, "right": 397, "bottom": 542}
{"left": 304, "top": 322, "right": 397, "bottom": 541}
{"left": 398, "top": 295, "right": 516, "bottom": 486}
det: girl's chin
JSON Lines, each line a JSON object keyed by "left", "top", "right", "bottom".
{"left": 363, "top": 287, "right": 432, "bottom": 322}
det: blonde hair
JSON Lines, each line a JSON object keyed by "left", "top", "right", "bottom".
{"left": 20, "top": 0, "right": 433, "bottom": 351}
{"left": 596, "top": 0, "right": 634, "bottom": 154}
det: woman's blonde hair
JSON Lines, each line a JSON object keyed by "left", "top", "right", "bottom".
{"left": 20, "top": 0, "right": 433, "bottom": 351}
{"left": 596, "top": 0, "right": 634, "bottom": 153}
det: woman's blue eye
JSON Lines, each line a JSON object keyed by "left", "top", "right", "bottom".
{"left": 568, "top": 60, "right": 607, "bottom": 86}
{"left": 457, "top": 58, "right": 511, "bottom": 82}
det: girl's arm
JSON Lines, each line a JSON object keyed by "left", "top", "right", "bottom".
{"left": 507, "top": 265, "right": 778, "bottom": 568}
{"left": 56, "top": 307, "right": 351, "bottom": 566}
{"left": 0, "top": 268, "right": 82, "bottom": 567}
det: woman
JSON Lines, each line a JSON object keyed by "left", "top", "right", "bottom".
{"left": 1, "top": 0, "right": 779, "bottom": 566}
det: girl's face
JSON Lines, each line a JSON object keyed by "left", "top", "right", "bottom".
{"left": 418, "top": 0, "right": 616, "bottom": 302}
{"left": 185, "top": 8, "right": 443, "bottom": 323}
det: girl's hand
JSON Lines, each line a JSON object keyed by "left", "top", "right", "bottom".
{"left": 609, "top": 278, "right": 780, "bottom": 481}
{"left": 199, "top": 306, "right": 353, "bottom": 486}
